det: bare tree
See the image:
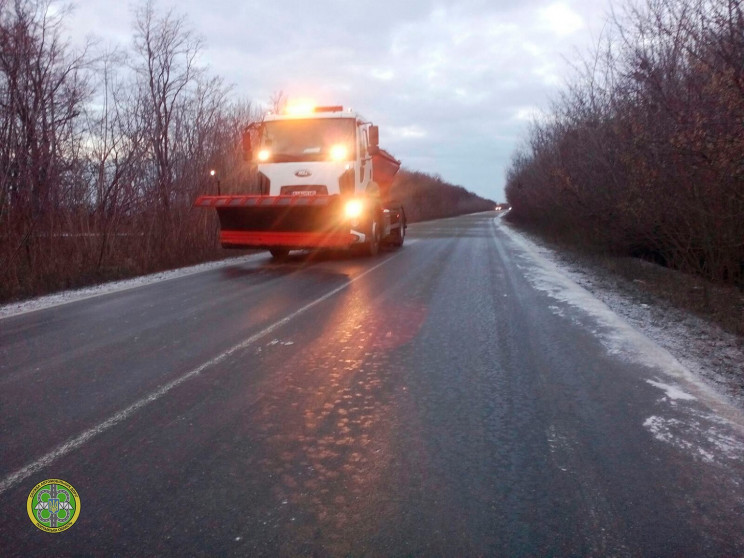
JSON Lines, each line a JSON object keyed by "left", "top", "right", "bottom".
{"left": 83, "top": 46, "right": 148, "bottom": 270}
{"left": 0, "top": 0, "right": 91, "bottom": 297}
{"left": 132, "top": 0, "right": 205, "bottom": 213}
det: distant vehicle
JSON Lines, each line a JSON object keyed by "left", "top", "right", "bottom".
{"left": 195, "top": 104, "right": 405, "bottom": 258}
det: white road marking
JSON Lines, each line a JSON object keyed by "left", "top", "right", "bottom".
{"left": 0, "top": 251, "right": 406, "bottom": 495}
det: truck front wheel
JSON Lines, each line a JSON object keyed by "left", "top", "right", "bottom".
{"left": 269, "top": 248, "right": 289, "bottom": 260}
{"left": 361, "top": 219, "right": 380, "bottom": 257}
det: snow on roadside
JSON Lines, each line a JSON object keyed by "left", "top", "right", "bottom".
{"left": 495, "top": 215, "right": 744, "bottom": 465}
{"left": 0, "top": 254, "right": 264, "bottom": 320}
{"left": 645, "top": 379, "right": 697, "bottom": 401}
{"left": 496, "top": 216, "right": 744, "bottom": 411}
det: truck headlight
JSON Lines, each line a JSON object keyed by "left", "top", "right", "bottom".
{"left": 257, "top": 149, "right": 271, "bottom": 161}
{"left": 344, "top": 199, "right": 364, "bottom": 220}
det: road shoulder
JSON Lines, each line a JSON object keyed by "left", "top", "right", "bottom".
{"left": 497, "top": 215, "right": 744, "bottom": 411}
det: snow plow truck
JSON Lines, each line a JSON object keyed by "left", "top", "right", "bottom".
{"left": 194, "top": 104, "right": 405, "bottom": 259}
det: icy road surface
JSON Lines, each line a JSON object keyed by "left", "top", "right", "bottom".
{"left": 1, "top": 212, "right": 743, "bottom": 556}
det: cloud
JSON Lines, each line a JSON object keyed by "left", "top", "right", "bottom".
{"left": 62, "top": 0, "right": 610, "bottom": 200}
{"left": 387, "top": 125, "right": 428, "bottom": 140}
{"left": 539, "top": 2, "right": 585, "bottom": 36}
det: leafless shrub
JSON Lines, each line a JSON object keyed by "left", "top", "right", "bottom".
{"left": 506, "top": 0, "right": 744, "bottom": 287}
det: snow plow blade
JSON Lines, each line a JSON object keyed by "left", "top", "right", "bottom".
{"left": 194, "top": 195, "right": 359, "bottom": 250}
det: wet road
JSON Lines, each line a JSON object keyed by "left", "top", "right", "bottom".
{"left": 2, "top": 212, "right": 743, "bottom": 556}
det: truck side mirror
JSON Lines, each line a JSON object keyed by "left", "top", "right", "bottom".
{"left": 242, "top": 130, "right": 252, "bottom": 161}
{"left": 368, "top": 125, "right": 379, "bottom": 155}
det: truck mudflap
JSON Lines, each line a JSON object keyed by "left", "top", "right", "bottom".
{"left": 194, "top": 195, "right": 361, "bottom": 250}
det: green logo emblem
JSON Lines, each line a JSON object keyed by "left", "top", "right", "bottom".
{"left": 27, "top": 479, "right": 81, "bottom": 532}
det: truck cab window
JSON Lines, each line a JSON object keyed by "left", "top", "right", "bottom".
{"left": 260, "top": 118, "right": 356, "bottom": 162}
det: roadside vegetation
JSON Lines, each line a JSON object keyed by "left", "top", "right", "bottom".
{"left": 0, "top": 0, "right": 492, "bottom": 304}
{"left": 505, "top": 0, "right": 744, "bottom": 297}
{"left": 0, "top": 0, "right": 247, "bottom": 302}
{"left": 390, "top": 169, "right": 495, "bottom": 223}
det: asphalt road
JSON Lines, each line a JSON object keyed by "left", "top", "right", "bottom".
{"left": 2, "top": 212, "right": 743, "bottom": 556}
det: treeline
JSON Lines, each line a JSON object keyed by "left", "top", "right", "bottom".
{"left": 0, "top": 0, "right": 256, "bottom": 302}
{"left": 390, "top": 169, "right": 495, "bottom": 222}
{"left": 505, "top": 0, "right": 744, "bottom": 286}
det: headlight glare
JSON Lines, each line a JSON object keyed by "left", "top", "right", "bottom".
{"left": 330, "top": 144, "right": 349, "bottom": 161}
{"left": 344, "top": 199, "right": 364, "bottom": 220}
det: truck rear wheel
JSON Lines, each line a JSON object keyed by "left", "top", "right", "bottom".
{"left": 389, "top": 222, "right": 405, "bottom": 247}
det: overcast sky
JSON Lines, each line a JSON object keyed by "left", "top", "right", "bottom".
{"left": 67, "top": 0, "right": 614, "bottom": 201}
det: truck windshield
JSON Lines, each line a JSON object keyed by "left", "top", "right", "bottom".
{"left": 259, "top": 118, "right": 356, "bottom": 162}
